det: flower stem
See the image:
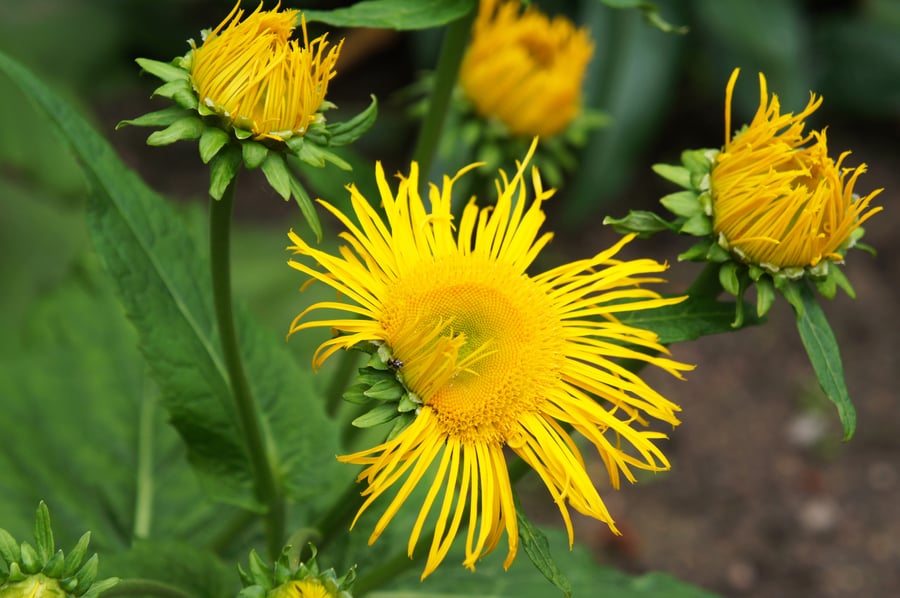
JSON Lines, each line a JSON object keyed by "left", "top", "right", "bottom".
{"left": 106, "top": 579, "right": 197, "bottom": 598}
{"left": 209, "top": 180, "right": 285, "bottom": 559}
{"left": 686, "top": 261, "right": 723, "bottom": 299}
{"left": 411, "top": 5, "right": 476, "bottom": 177}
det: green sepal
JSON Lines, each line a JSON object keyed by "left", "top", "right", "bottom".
{"left": 681, "top": 147, "right": 715, "bottom": 175}
{"left": 677, "top": 238, "right": 712, "bottom": 262}
{"left": 62, "top": 533, "right": 90, "bottom": 578}
{"left": 706, "top": 241, "right": 731, "bottom": 263}
{"left": 81, "top": 577, "right": 119, "bottom": 598}
{"left": 603, "top": 210, "right": 676, "bottom": 237}
{"left": 41, "top": 550, "right": 66, "bottom": 578}
{"left": 755, "top": 276, "right": 775, "bottom": 318}
{"left": 385, "top": 413, "right": 415, "bottom": 441}
{"left": 678, "top": 212, "right": 713, "bottom": 236}
{"left": 150, "top": 78, "right": 192, "bottom": 102}
{"left": 208, "top": 144, "right": 242, "bottom": 200}
{"left": 659, "top": 190, "right": 702, "bottom": 218}
{"left": 718, "top": 262, "right": 740, "bottom": 297}
{"left": 342, "top": 383, "right": 371, "bottom": 405}
{"left": 352, "top": 403, "right": 400, "bottom": 428}
{"left": 651, "top": 163, "right": 692, "bottom": 189}
{"left": 782, "top": 280, "right": 857, "bottom": 440}
{"left": 238, "top": 586, "right": 267, "bottom": 598}
{"left": 355, "top": 368, "right": 395, "bottom": 387}
{"left": 326, "top": 94, "right": 378, "bottom": 146}
{"left": 260, "top": 152, "right": 292, "bottom": 200}
{"left": 115, "top": 105, "right": 191, "bottom": 130}
{"left": 34, "top": 502, "right": 54, "bottom": 562}
{"left": 135, "top": 57, "right": 189, "bottom": 83}
{"left": 814, "top": 269, "right": 837, "bottom": 300}
{"left": 19, "top": 542, "right": 40, "bottom": 574}
{"left": 6, "top": 562, "right": 27, "bottom": 583}
{"left": 72, "top": 553, "right": 99, "bottom": 593}
{"left": 397, "top": 393, "right": 419, "bottom": 413}
{"left": 198, "top": 127, "right": 231, "bottom": 164}
{"left": 364, "top": 379, "right": 405, "bottom": 401}
{"left": 233, "top": 127, "right": 253, "bottom": 140}
{"left": 242, "top": 141, "right": 269, "bottom": 170}
{"left": 0, "top": 528, "right": 21, "bottom": 566}
{"left": 247, "top": 550, "right": 270, "bottom": 588}
{"left": 297, "top": 142, "right": 352, "bottom": 171}
{"left": 829, "top": 264, "right": 856, "bottom": 299}
{"left": 287, "top": 172, "right": 323, "bottom": 243}
{"left": 146, "top": 116, "right": 205, "bottom": 146}
{"left": 516, "top": 499, "right": 572, "bottom": 597}
{"left": 60, "top": 575, "right": 79, "bottom": 593}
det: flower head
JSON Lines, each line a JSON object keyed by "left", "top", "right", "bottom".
{"left": 711, "top": 68, "right": 882, "bottom": 273}
{"left": 287, "top": 141, "right": 692, "bottom": 577}
{"left": 238, "top": 545, "right": 354, "bottom": 598}
{"left": 189, "top": 1, "right": 341, "bottom": 141}
{"left": 459, "top": 0, "right": 594, "bottom": 138}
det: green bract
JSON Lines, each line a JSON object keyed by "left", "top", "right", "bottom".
{"left": 0, "top": 503, "right": 117, "bottom": 598}
{"left": 118, "top": 56, "right": 378, "bottom": 241}
{"left": 238, "top": 545, "right": 354, "bottom": 598}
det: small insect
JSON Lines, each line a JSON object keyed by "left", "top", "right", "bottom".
{"left": 387, "top": 357, "right": 404, "bottom": 369}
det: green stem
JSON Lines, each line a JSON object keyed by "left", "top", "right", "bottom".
{"left": 209, "top": 180, "right": 285, "bottom": 560}
{"left": 206, "top": 509, "right": 258, "bottom": 556}
{"left": 132, "top": 378, "right": 155, "bottom": 539}
{"left": 354, "top": 536, "right": 431, "bottom": 597}
{"left": 411, "top": 5, "right": 476, "bottom": 177}
{"left": 106, "top": 579, "right": 196, "bottom": 598}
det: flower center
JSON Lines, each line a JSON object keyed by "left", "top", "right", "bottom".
{"left": 380, "top": 255, "right": 563, "bottom": 445}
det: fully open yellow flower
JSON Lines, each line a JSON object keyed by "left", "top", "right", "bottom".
{"left": 287, "top": 142, "right": 691, "bottom": 578}
{"left": 711, "top": 68, "right": 882, "bottom": 272}
{"left": 459, "top": 0, "right": 594, "bottom": 138}
{"left": 189, "top": 2, "right": 342, "bottom": 141}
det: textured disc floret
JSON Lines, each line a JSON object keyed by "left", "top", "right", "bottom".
{"left": 287, "top": 141, "right": 692, "bottom": 578}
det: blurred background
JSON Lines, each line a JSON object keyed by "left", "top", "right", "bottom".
{"left": 1, "top": 1, "right": 898, "bottom": 596}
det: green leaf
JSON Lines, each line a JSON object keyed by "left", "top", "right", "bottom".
{"left": 516, "top": 504, "right": 571, "bottom": 597}
{"left": 302, "top": 0, "right": 475, "bottom": 30}
{"left": 327, "top": 95, "right": 379, "bottom": 146}
{"left": 617, "top": 295, "right": 761, "bottom": 344}
{"left": 783, "top": 280, "right": 857, "bottom": 440}
{"left": 377, "top": 526, "right": 721, "bottom": 597}
{"left": 0, "top": 50, "right": 340, "bottom": 512}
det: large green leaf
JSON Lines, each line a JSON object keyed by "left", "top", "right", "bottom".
{"left": 0, "top": 259, "right": 235, "bottom": 557}
{"left": 370, "top": 526, "right": 720, "bottom": 597}
{"left": 782, "top": 280, "right": 856, "bottom": 440}
{"left": 0, "top": 50, "right": 341, "bottom": 510}
{"left": 617, "top": 295, "right": 761, "bottom": 345}
{"left": 302, "top": 0, "right": 474, "bottom": 30}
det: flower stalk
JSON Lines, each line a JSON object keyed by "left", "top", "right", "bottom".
{"left": 209, "top": 179, "right": 285, "bottom": 559}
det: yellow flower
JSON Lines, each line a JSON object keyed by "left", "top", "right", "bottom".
{"left": 459, "top": 0, "right": 594, "bottom": 137}
{"left": 189, "top": 1, "right": 342, "bottom": 141}
{"left": 287, "top": 141, "right": 692, "bottom": 578}
{"left": 711, "top": 68, "right": 882, "bottom": 273}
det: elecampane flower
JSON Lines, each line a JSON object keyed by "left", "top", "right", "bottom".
{"left": 459, "top": 0, "right": 594, "bottom": 138}
{"left": 189, "top": 1, "right": 342, "bottom": 141}
{"left": 287, "top": 142, "right": 692, "bottom": 578}
{"left": 711, "top": 68, "right": 882, "bottom": 272}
